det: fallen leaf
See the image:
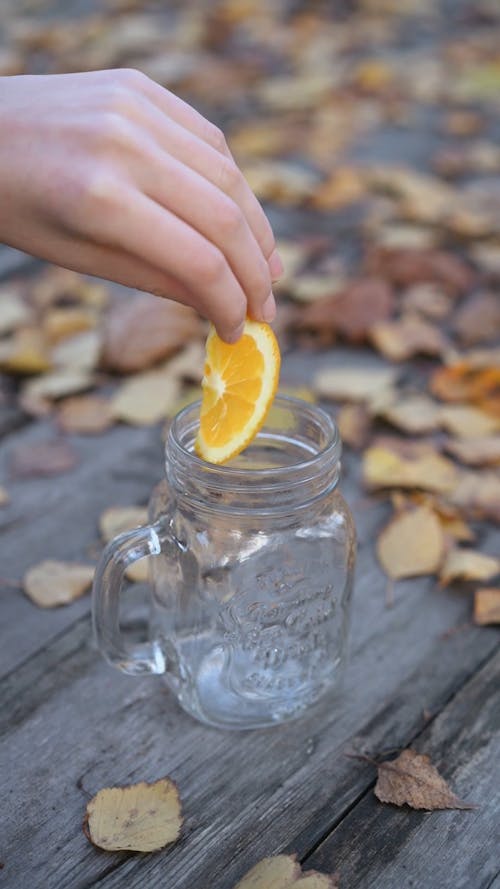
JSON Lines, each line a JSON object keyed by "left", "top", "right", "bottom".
{"left": 296, "top": 278, "right": 394, "bottom": 344}
{"left": 449, "top": 470, "right": 500, "bottom": 523}
{"left": 23, "top": 560, "right": 94, "bottom": 607}
{"left": 43, "top": 306, "right": 98, "bottom": 343}
{"left": 336, "top": 403, "right": 372, "bottom": 450}
{"left": 99, "top": 506, "right": 149, "bottom": 583}
{"left": 0, "top": 288, "right": 31, "bottom": 333}
{"left": 111, "top": 369, "right": 181, "bottom": 425}
{"left": 376, "top": 395, "right": 441, "bottom": 434}
{"left": 429, "top": 363, "right": 500, "bottom": 415}
{"left": 57, "top": 395, "right": 114, "bottom": 435}
{"left": 374, "top": 749, "right": 474, "bottom": 810}
{"left": 10, "top": 440, "right": 78, "bottom": 478}
{"left": 438, "top": 405, "right": 500, "bottom": 438}
{"left": 286, "top": 272, "right": 346, "bottom": 305}
{"left": 471, "top": 242, "right": 500, "bottom": 279}
{"left": 0, "top": 328, "right": 52, "bottom": 374}
{"left": 103, "top": 293, "right": 202, "bottom": 373}
{"left": 363, "top": 443, "right": 458, "bottom": 493}
{"left": 473, "top": 588, "right": 500, "bottom": 625}
{"left": 51, "top": 330, "right": 102, "bottom": 372}
{"left": 21, "top": 368, "right": 94, "bottom": 404}
{"left": 440, "top": 547, "right": 499, "bottom": 585}
{"left": 443, "top": 109, "right": 484, "bottom": 136}
{"left": 365, "top": 247, "right": 473, "bottom": 296}
{"left": 32, "top": 267, "right": 108, "bottom": 310}
{"left": 453, "top": 293, "right": 500, "bottom": 346}
{"left": 401, "top": 283, "right": 452, "bottom": 321}
{"left": 310, "top": 166, "right": 366, "bottom": 210}
{"left": 165, "top": 340, "right": 205, "bottom": 381}
{"left": 241, "top": 160, "right": 321, "bottom": 205}
{"left": 314, "top": 366, "right": 397, "bottom": 402}
{"left": 233, "top": 854, "right": 338, "bottom": 889}
{"left": 84, "top": 777, "right": 182, "bottom": 853}
{"left": 370, "top": 316, "right": 448, "bottom": 362}
{"left": 377, "top": 505, "right": 445, "bottom": 579}
{"left": 444, "top": 435, "right": 500, "bottom": 466}
{"left": 366, "top": 167, "right": 455, "bottom": 225}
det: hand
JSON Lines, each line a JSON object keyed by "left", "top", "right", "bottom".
{"left": 0, "top": 69, "right": 282, "bottom": 341}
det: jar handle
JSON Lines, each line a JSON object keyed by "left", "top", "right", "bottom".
{"left": 92, "top": 520, "right": 168, "bottom": 676}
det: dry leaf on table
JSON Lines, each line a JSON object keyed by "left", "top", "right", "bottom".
{"left": 376, "top": 395, "right": 441, "bottom": 434}
{"left": 337, "top": 404, "right": 372, "bottom": 450}
{"left": 453, "top": 293, "right": 500, "bottom": 346}
{"left": 365, "top": 247, "right": 473, "bottom": 296}
{"left": 84, "top": 777, "right": 182, "bottom": 852}
{"left": 444, "top": 435, "right": 500, "bottom": 466}
{"left": 57, "top": 395, "right": 114, "bottom": 435}
{"left": 296, "top": 278, "right": 394, "bottom": 344}
{"left": 286, "top": 272, "right": 346, "bottom": 305}
{"left": 363, "top": 442, "right": 458, "bottom": 493}
{"left": 438, "top": 405, "right": 500, "bottom": 439}
{"left": 21, "top": 368, "right": 95, "bottom": 403}
{"left": 374, "top": 749, "right": 474, "bottom": 811}
{"left": 449, "top": 470, "right": 500, "bottom": 523}
{"left": 99, "top": 506, "right": 149, "bottom": 583}
{"left": 0, "top": 328, "right": 52, "bottom": 375}
{"left": 43, "top": 306, "right": 98, "bottom": 343}
{"left": 0, "top": 288, "right": 31, "bottom": 333}
{"left": 51, "top": 330, "right": 102, "bottom": 372}
{"left": 473, "top": 588, "right": 500, "bottom": 625}
{"left": 10, "top": 440, "right": 78, "bottom": 478}
{"left": 370, "top": 316, "right": 448, "bottom": 362}
{"left": 377, "top": 505, "right": 445, "bottom": 580}
{"left": 24, "top": 560, "right": 94, "bottom": 608}
{"left": 102, "top": 293, "right": 202, "bottom": 373}
{"left": 401, "top": 283, "right": 452, "bottom": 321}
{"left": 314, "top": 366, "right": 397, "bottom": 402}
{"left": 439, "top": 548, "right": 499, "bottom": 585}
{"left": 310, "top": 165, "right": 366, "bottom": 210}
{"left": 233, "top": 853, "right": 338, "bottom": 889}
{"left": 111, "top": 370, "right": 181, "bottom": 426}
{"left": 429, "top": 363, "right": 500, "bottom": 411}
{"left": 241, "top": 160, "right": 320, "bottom": 205}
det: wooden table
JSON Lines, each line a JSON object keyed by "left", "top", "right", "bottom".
{"left": 1, "top": 245, "right": 499, "bottom": 888}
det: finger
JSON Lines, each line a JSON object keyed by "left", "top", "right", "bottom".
{"left": 90, "top": 183, "right": 248, "bottom": 341}
{"left": 130, "top": 90, "right": 281, "bottom": 276}
{"left": 125, "top": 137, "right": 273, "bottom": 322}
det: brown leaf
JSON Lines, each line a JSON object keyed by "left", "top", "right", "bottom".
{"left": 374, "top": 749, "right": 474, "bottom": 810}
{"left": 84, "top": 777, "right": 182, "bottom": 853}
{"left": 241, "top": 160, "right": 321, "bottom": 205}
{"left": 43, "top": 306, "right": 98, "bottom": 343}
{"left": 21, "top": 368, "right": 95, "bottom": 404}
{"left": 453, "top": 293, "right": 500, "bottom": 346}
{"left": 363, "top": 442, "right": 458, "bottom": 493}
{"left": 310, "top": 166, "right": 366, "bottom": 210}
{"left": 233, "top": 854, "right": 338, "bottom": 889}
{"left": 365, "top": 247, "right": 473, "bottom": 296}
{"left": 377, "top": 505, "right": 445, "bottom": 580}
{"left": 444, "top": 435, "right": 500, "bottom": 467}
{"left": 473, "top": 588, "right": 500, "bottom": 625}
{"left": 337, "top": 404, "right": 372, "bottom": 450}
{"left": 10, "top": 440, "right": 78, "bottom": 478}
{"left": 366, "top": 167, "right": 454, "bottom": 225}
{"left": 57, "top": 395, "right": 114, "bottom": 435}
{"left": 24, "top": 560, "right": 94, "bottom": 608}
{"left": 102, "top": 294, "right": 202, "bottom": 373}
{"left": 32, "top": 267, "right": 109, "bottom": 311}
{"left": 314, "top": 366, "right": 397, "bottom": 402}
{"left": 286, "top": 272, "right": 346, "bottom": 305}
{"left": 439, "top": 548, "right": 499, "bottom": 586}
{"left": 376, "top": 394, "right": 441, "bottom": 434}
{"left": 429, "top": 363, "right": 500, "bottom": 416}
{"left": 370, "top": 316, "right": 448, "bottom": 362}
{"left": 111, "top": 369, "right": 181, "bottom": 425}
{"left": 51, "top": 330, "right": 102, "bottom": 372}
{"left": 296, "top": 278, "right": 394, "bottom": 345}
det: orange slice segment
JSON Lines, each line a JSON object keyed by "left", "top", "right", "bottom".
{"left": 195, "top": 320, "right": 281, "bottom": 465}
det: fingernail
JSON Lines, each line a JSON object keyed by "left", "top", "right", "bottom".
{"left": 269, "top": 249, "right": 284, "bottom": 281}
{"left": 261, "top": 292, "right": 276, "bottom": 322}
{"left": 226, "top": 320, "right": 245, "bottom": 343}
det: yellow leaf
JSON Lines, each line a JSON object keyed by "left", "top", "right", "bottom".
{"left": 314, "top": 367, "right": 397, "bottom": 402}
{"left": 363, "top": 445, "right": 458, "bottom": 493}
{"left": 99, "top": 506, "right": 149, "bottom": 583}
{"left": 474, "top": 588, "right": 500, "bottom": 626}
{"left": 84, "top": 777, "right": 182, "bottom": 853}
{"left": 377, "top": 506, "right": 445, "bottom": 579}
{"left": 111, "top": 370, "right": 181, "bottom": 425}
{"left": 233, "top": 854, "right": 338, "bottom": 889}
{"left": 23, "top": 560, "right": 94, "bottom": 608}
{"left": 0, "top": 328, "right": 52, "bottom": 375}
{"left": 440, "top": 549, "right": 500, "bottom": 586}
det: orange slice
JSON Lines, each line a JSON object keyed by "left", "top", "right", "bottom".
{"left": 195, "top": 320, "right": 281, "bottom": 465}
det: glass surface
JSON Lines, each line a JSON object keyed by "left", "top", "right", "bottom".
{"left": 93, "top": 397, "right": 356, "bottom": 730}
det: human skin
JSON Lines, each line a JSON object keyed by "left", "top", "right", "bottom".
{"left": 0, "top": 68, "right": 282, "bottom": 342}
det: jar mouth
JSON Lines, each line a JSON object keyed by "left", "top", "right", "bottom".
{"left": 166, "top": 395, "right": 341, "bottom": 508}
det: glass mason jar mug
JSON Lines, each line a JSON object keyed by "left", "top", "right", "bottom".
{"left": 93, "top": 396, "right": 356, "bottom": 730}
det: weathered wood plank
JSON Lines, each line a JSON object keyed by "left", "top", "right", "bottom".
{"left": 0, "top": 578, "right": 497, "bottom": 889}
{"left": 305, "top": 649, "right": 500, "bottom": 889}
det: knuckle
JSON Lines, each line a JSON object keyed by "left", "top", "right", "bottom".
{"left": 217, "top": 156, "right": 242, "bottom": 194}
{"left": 206, "top": 122, "right": 228, "bottom": 154}
{"left": 81, "top": 168, "right": 120, "bottom": 213}
{"left": 99, "top": 110, "right": 132, "bottom": 146}
{"left": 118, "top": 67, "right": 149, "bottom": 90}
{"left": 217, "top": 198, "right": 244, "bottom": 237}
{"left": 197, "top": 246, "right": 227, "bottom": 286}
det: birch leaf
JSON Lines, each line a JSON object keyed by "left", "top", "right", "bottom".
{"left": 24, "top": 560, "right": 94, "bottom": 608}
{"left": 377, "top": 506, "right": 445, "bottom": 579}
{"left": 375, "top": 749, "right": 474, "bottom": 811}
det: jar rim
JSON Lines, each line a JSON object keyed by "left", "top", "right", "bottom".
{"left": 168, "top": 394, "right": 340, "bottom": 484}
